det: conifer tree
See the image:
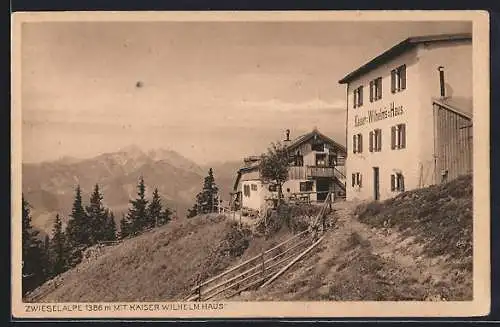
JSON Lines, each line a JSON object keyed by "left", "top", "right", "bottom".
{"left": 22, "top": 195, "right": 45, "bottom": 293}
{"left": 159, "top": 207, "right": 172, "bottom": 226}
{"left": 119, "top": 214, "right": 130, "bottom": 239}
{"left": 187, "top": 168, "right": 219, "bottom": 217}
{"left": 66, "top": 185, "right": 91, "bottom": 246}
{"left": 50, "top": 214, "right": 68, "bottom": 275}
{"left": 148, "top": 188, "right": 163, "bottom": 228}
{"left": 126, "top": 176, "right": 149, "bottom": 234}
{"left": 86, "top": 184, "right": 107, "bottom": 244}
{"left": 42, "top": 235, "right": 52, "bottom": 278}
{"left": 104, "top": 210, "right": 117, "bottom": 241}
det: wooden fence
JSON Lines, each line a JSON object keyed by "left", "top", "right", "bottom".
{"left": 185, "top": 192, "right": 332, "bottom": 301}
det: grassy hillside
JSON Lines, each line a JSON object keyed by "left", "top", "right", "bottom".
{"left": 355, "top": 174, "right": 473, "bottom": 262}
{"left": 25, "top": 215, "right": 252, "bottom": 302}
{"left": 236, "top": 175, "right": 473, "bottom": 301}
{"left": 27, "top": 176, "right": 473, "bottom": 302}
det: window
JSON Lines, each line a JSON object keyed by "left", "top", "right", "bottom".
{"left": 300, "top": 181, "right": 314, "bottom": 192}
{"left": 243, "top": 184, "right": 250, "bottom": 197}
{"left": 268, "top": 184, "right": 277, "bottom": 192}
{"left": 390, "top": 173, "right": 405, "bottom": 192}
{"left": 351, "top": 173, "right": 362, "bottom": 187}
{"left": 337, "top": 155, "right": 346, "bottom": 166}
{"left": 370, "top": 77, "right": 383, "bottom": 102}
{"left": 251, "top": 184, "right": 258, "bottom": 191}
{"left": 369, "top": 129, "right": 382, "bottom": 152}
{"left": 353, "top": 86, "right": 363, "bottom": 108}
{"left": 352, "top": 133, "right": 363, "bottom": 153}
{"left": 316, "top": 153, "right": 327, "bottom": 166}
{"left": 391, "top": 124, "right": 406, "bottom": 150}
{"left": 311, "top": 142, "right": 324, "bottom": 152}
{"left": 328, "top": 153, "right": 337, "bottom": 167}
{"left": 293, "top": 151, "right": 304, "bottom": 166}
{"left": 391, "top": 65, "right": 406, "bottom": 93}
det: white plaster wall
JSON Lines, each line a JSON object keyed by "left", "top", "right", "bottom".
{"left": 345, "top": 40, "right": 472, "bottom": 201}
{"left": 416, "top": 40, "right": 473, "bottom": 186}
{"left": 346, "top": 48, "right": 422, "bottom": 201}
{"left": 241, "top": 180, "right": 264, "bottom": 211}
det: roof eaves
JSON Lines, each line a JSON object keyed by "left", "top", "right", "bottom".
{"left": 338, "top": 33, "right": 472, "bottom": 84}
{"left": 432, "top": 98, "right": 473, "bottom": 120}
{"left": 287, "top": 130, "right": 347, "bottom": 154}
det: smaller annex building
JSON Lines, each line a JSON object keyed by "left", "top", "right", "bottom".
{"left": 338, "top": 33, "right": 473, "bottom": 201}
{"left": 230, "top": 129, "right": 347, "bottom": 213}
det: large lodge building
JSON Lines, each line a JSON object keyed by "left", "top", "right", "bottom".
{"left": 338, "top": 33, "right": 473, "bottom": 201}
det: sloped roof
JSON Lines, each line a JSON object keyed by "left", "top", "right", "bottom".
{"left": 433, "top": 97, "right": 473, "bottom": 120}
{"left": 286, "top": 128, "right": 347, "bottom": 154}
{"left": 338, "top": 33, "right": 472, "bottom": 84}
{"left": 232, "top": 129, "right": 346, "bottom": 191}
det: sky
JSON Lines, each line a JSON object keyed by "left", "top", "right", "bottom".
{"left": 21, "top": 20, "right": 471, "bottom": 164}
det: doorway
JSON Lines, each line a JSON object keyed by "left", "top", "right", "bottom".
{"left": 373, "top": 167, "right": 380, "bottom": 201}
{"left": 316, "top": 178, "right": 330, "bottom": 201}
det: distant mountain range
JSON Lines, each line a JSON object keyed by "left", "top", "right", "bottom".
{"left": 22, "top": 145, "right": 242, "bottom": 236}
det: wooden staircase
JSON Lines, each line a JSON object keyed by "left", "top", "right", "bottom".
{"left": 184, "top": 193, "right": 333, "bottom": 301}
{"left": 333, "top": 167, "right": 346, "bottom": 199}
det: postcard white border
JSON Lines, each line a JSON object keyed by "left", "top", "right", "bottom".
{"left": 11, "top": 10, "right": 491, "bottom": 319}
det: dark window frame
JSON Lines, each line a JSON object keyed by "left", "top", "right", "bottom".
{"left": 315, "top": 153, "right": 327, "bottom": 167}
{"left": 300, "top": 181, "right": 314, "bottom": 192}
{"left": 370, "top": 77, "right": 383, "bottom": 102}
{"left": 391, "top": 124, "right": 406, "bottom": 150}
{"left": 353, "top": 86, "right": 364, "bottom": 108}
{"left": 391, "top": 64, "right": 407, "bottom": 93}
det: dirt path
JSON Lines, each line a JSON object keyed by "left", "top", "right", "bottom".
{"left": 235, "top": 200, "right": 471, "bottom": 301}
{"left": 331, "top": 201, "right": 449, "bottom": 285}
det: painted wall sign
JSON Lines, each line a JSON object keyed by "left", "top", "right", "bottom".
{"left": 354, "top": 102, "right": 405, "bottom": 127}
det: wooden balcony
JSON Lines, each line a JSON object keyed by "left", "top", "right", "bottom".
{"left": 307, "top": 166, "right": 335, "bottom": 178}
{"left": 288, "top": 166, "right": 339, "bottom": 179}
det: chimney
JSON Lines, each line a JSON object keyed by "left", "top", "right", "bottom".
{"left": 283, "top": 129, "right": 291, "bottom": 146}
{"left": 438, "top": 66, "right": 445, "bottom": 98}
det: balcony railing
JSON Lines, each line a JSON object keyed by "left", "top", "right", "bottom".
{"left": 288, "top": 166, "right": 343, "bottom": 179}
{"left": 307, "top": 166, "right": 335, "bottom": 178}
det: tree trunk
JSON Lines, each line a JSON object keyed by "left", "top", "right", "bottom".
{"left": 277, "top": 183, "right": 283, "bottom": 208}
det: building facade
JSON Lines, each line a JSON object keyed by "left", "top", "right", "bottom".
{"left": 231, "top": 129, "right": 346, "bottom": 212}
{"left": 338, "top": 33, "right": 473, "bottom": 201}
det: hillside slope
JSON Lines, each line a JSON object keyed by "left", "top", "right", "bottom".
{"left": 25, "top": 215, "right": 252, "bottom": 303}
{"left": 26, "top": 175, "right": 473, "bottom": 302}
{"left": 236, "top": 175, "right": 473, "bottom": 301}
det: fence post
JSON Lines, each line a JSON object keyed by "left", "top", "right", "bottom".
{"left": 261, "top": 252, "right": 265, "bottom": 278}
{"left": 197, "top": 285, "right": 202, "bottom": 301}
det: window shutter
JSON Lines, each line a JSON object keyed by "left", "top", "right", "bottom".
{"left": 351, "top": 174, "right": 355, "bottom": 187}
{"left": 369, "top": 131, "right": 374, "bottom": 152}
{"left": 369, "top": 81, "right": 374, "bottom": 102}
{"left": 400, "top": 124, "right": 406, "bottom": 149}
{"left": 359, "top": 87, "right": 363, "bottom": 106}
{"left": 378, "top": 78, "right": 383, "bottom": 99}
{"left": 359, "top": 174, "right": 362, "bottom": 187}
{"left": 400, "top": 65, "right": 406, "bottom": 90}
{"left": 378, "top": 129, "right": 382, "bottom": 151}
{"left": 390, "top": 174, "right": 395, "bottom": 191}
{"left": 400, "top": 175, "right": 405, "bottom": 192}
{"left": 391, "top": 70, "right": 396, "bottom": 93}
{"left": 391, "top": 126, "right": 396, "bottom": 149}
{"left": 358, "top": 134, "right": 363, "bottom": 153}
{"left": 352, "top": 134, "right": 357, "bottom": 153}
{"left": 353, "top": 90, "right": 357, "bottom": 108}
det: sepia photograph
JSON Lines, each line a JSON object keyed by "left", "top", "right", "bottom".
{"left": 11, "top": 11, "right": 490, "bottom": 318}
